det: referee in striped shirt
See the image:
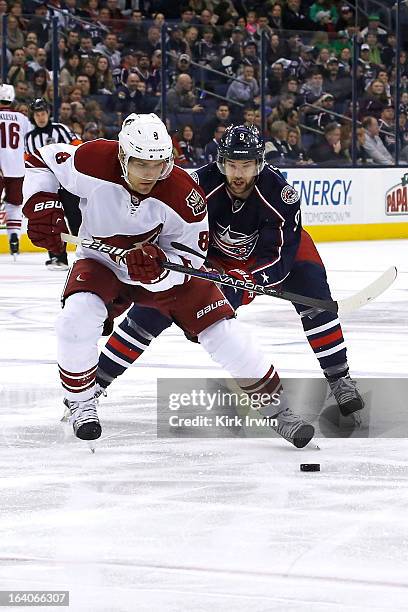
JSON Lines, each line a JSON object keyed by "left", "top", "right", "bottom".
{"left": 25, "top": 98, "right": 82, "bottom": 270}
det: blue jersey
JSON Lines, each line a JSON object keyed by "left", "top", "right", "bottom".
{"left": 191, "top": 162, "right": 302, "bottom": 287}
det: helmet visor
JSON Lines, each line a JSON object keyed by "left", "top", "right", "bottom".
{"left": 217, "top": 157, "right": 263, "bottom": 178}
{"left": 125, "top": 155, "right": 173, "bottom": 182}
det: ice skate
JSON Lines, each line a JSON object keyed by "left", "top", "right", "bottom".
{"left": 45, "top": 254, "right": 69, "bottom": 271}
{"left": 328, "top": 375, "right": 364, "bottom": 419}
{"left": 261, "top": 402, "right": 315, "bottom": 448}
{"left": 62, "top": 397, "right": 101, "bottom": 441}
{"left": 9, "top": 232, "right": 19, "bottom": 260}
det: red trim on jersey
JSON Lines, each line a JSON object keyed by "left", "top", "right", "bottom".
{"left": 309, "top": 328, "right": 343, "bottom": 349}
{"left": 73, "top": 140, "right": 207, "bottom": 223}
{"left": 25, "top": 152, "right": 48, "bottom": 169}
{"left": 107, "top": 336, "right": 141, "bottom": 359}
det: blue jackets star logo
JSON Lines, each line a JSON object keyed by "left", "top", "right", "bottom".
{"left": 212, "top": 223, "right": 259, "bottom": 259}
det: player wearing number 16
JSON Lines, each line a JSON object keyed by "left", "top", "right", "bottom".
{"left": 0, "top": 84, "right": 31, "bottom": 257}
{"left": 22, "top": 113, "right": 314, "bottom": 448}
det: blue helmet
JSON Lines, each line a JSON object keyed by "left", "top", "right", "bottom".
{"left": 217, "top": 124, "right": 265, "bottom": 175}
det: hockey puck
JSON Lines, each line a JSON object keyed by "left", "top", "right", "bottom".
{"left": 300, "top": 464, "right": 320, "bottom": 472}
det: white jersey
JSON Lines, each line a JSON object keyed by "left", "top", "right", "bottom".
{"left": 23, "top": 139, "right": 209, "bottom": 291}
{"left": 0, "top": 106, "right": 32, "bottom": 177}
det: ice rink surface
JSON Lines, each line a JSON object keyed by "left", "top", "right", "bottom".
{"left": 1, "top": 240, "right": 408, "bottom": 612}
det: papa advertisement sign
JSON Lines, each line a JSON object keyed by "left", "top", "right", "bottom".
{"left": 385, "top": 172, "right": 408, "bottom": 216}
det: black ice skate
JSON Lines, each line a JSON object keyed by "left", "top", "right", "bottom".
{"left": 9, "top": 232, "right": 19, "bottom": 256}
{"left": 45, "top": 252, "right": 69, "bottom": 270}
{"left": 328, "top": 375, "right": 364, "bottom": 417}
{"left": 261, "top": 403, "right": 315, "bottom": 448}
{"left": 63, "top": 397, "right": 101, "bottom": 440}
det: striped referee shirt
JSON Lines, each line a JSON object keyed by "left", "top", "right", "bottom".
{"left": 25, "top": 122, "right": 81, "bottom": 155}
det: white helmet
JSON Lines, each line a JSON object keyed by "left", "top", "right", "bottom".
{"left": 0, "top": 84, "right": 15, "bottom": 104}
{"left": 118, "top": 113, "right": 174, "bottom": 184}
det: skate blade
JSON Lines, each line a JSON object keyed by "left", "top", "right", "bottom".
{"left": 87, "top": 440, "right": 96, "bottom": 453}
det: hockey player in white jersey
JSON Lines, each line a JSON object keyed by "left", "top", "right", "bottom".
{"left": 22, "top": 113, "right": 314, "bottom": 448}
{"left": 0, "top": 84, "right": 31, "bottom": 256}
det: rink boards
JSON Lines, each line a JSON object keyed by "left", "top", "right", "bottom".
{"left": 0, "top": 166, "right": 407, "bottom": 253}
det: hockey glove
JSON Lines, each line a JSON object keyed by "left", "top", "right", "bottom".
{"left": 23, "top": 192, "right": 68, "bottom": 254}
{"left": 223, "top": 268, "right": 256, "bottom": 310}
{"left": 125, "top": 244, "right": 168, "bottom": 283}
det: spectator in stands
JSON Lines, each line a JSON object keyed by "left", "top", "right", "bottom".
{"left": 70, "top": 100, "right": 87, "bottom": 131}
{"left": 309, "top": 0, "right": 338, "bottom": 30}
{"left": 378, "top": 106, "right": 396, "bottom": 154}
{"left": 287, "top": 127, "right": 312, "bottom": 164}
{"left": 27, "top": 3, "right": 50, "bottom": 48}
{"left": 282, "top": 77, "right": 303, "bottom": 108}
{"left": 82, "top": 121, "right": 100, "bottom": 142}
{"left": 308, "top": 122, "right": 347, "bottom": 165}
{"left": 7, "top": 14, "right": 25, "bottom": 51}
{"left": 359, "top": 79, "right": 389, "bottom": 120}
{"left": 27, "top": 47, "right": 48, "bottom": 74}
{"left": 268, "top": 2, "right": 283, "bottom": 30}
{"left": 205, "top": 124, "right": 227, "bottom": 162}
{"left": 14, "top": 80, "right": 31, "bottom": 104}
{"left": 339, "top": 46, "right": 352, "bottom": 73}
{"left": 68, "top": 86, "right": 84, "bottom": 104}
{"left": 381, "top": 33, "right": 396, "bottom": 67}
{"left": 286, "top": 109, "right": 301, "bottom": 134}
{"left": 78, "top": 34, "right": 98, "bottom": 61}
{"left": 32, "top": 68, "right": 49, "bottom": 99}
{"left": 308, "top": 92, "right": 337, "bottom": 129}
{"left": 9, "top": 1, "right": 28, "bottom": 31}
{"left": 361, "top": 14, "right": 387, "bottom": 44}
{"left": 167, "top": 25, "right": 189, "bottom": 63}
{"left": 114, "top": 73, "right": 154, "bottom": 121}
{"left": 94, "top": 55, "right": 115, "bottom": 94}
{"left": 300, "top": 70, "right": 324, "bottom": 105}
{"left": 200, "top": 102, "right": 231, "bottom": 146}
{"left": 266, "top": 120, "right": 292, "bottom": 163}
{"left": 8, "top": 48, "right": 30, "bottom": 85}
{"left": 81, "top": 59, "right": 98, "bottom": 95}
{"left": 78, "top": 0, "right": 99, "bottom": 21}
{"left": 59, "top": 101, "right": 74, "bottom": 130}
{"left": 376, "top": 69, "right": 392, "bottom": 103}
{"left": 365, "top": 33, "right": 382, "bottom": 66}
{"left": 227, "top": 64, "right": 259, "bottom": 107}
{"left": 141, "top": 26, "right": 161, "bottom": 57}
{"left": 241, "top": 40, "right": 261, "bottom": 71}
{"left": 169, "top": 54, "right": 194, "bottom": 86}
{"left": 96, "top": 32, "right": 121, "bottom": 70}
{"left": 282, "top": 0, "right": 315, "bottom": 31}
{"left": 266, "top": 33, "right": 289, "bottom": 65}
{"left": 361, "top": 116, "right": 393, "bottom": 165}
{"left": 243, "top": 107, "right": 256, "bottom": 126}
{"left": 194, "top": 26, "right": 221, "bottom": 68}
{"left": 173, "top": 124, "right": 202, "bottom": 167}
{"left": 121, "top": 10, "right": 147, "bottom": 49}
{"left": 322, "top": 56, "right": 352, "bottom": 103}
{"left": 268, "top": 93, "right": 295, "bottom": 123}
{"left": 59, "top": 52, "right": 81, "bottom": 96}
{"left": 66, "top": 30, "right": 80, "bottom": 54}
{"left": 225, "top": 26, "right": 244, "bottom": 62}
{"left": 184, "top": 26, "right": 200, "bottom": 56}
{"left": 75, "top": 74, "right": 92, "bottom": 102}
{"left": 105, "top": 0, "right": 124, "bottom": 22}
{"left": 336, "top": 5, "right": 354, "bottom": 32}
{"left": 267, "top": 61, "right": 286, "bottom": 97}
{"left": 167, "top": 73, "right": 204, "bottom": 116}
{"left": 46, "top": 36, "right": 68, "bottom": 71}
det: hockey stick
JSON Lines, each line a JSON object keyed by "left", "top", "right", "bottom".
{"left": 61, "top": 233, "right": 397, "bottom": 314}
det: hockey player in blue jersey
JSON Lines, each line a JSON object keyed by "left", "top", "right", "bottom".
{"left": 96, "top": 124, "right": 363, "bottom": 418}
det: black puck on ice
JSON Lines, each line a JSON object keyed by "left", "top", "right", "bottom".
{"left": 300, "top": 464, "right": 320, "bottom": 472}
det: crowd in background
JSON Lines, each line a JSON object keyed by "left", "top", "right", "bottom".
{"left": 0, "top": 0, "right": 406, "bottom": 166}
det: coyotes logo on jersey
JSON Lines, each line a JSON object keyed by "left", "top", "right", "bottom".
{"left": 94, "top": 224, "right": 163, "bottom": 265}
